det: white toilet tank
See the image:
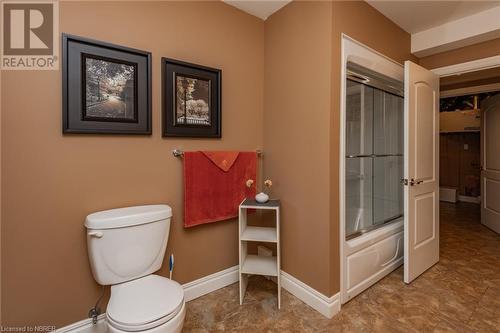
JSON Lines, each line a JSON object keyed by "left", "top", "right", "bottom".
{"left": 85, "top": 205, "right": 172, "bottom": 285}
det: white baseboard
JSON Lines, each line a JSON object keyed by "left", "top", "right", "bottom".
{"left": 280, "top": 271, "right": 340, "bottom": 319}
{"left": 183, "top": 265, "right": 239, "bottom": 302}
{"left": 440, "top": 187, "right": 457, "bottom": 203}
{"left": 55, "top": 314, "right": 106, "bottom": 333}
{"left": 458, "top": 195, "right": 480, "bottom": 204}
{"left": 55, "top": 265, "right": 340, "bottom": 332}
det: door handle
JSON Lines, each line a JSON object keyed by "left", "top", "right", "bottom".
{"left": 401, "top": 178, "right": 423, "bottom": 186}
{"left": 88, "top": 231, "right": 103, "bottom": 238}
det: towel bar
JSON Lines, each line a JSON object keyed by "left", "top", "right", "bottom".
{"left": 172, "top": 149, "right": 262, "bottom": 157}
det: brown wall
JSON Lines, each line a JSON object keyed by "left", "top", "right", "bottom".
{"left": 263, "top": 1, "right": 333, "bottom": 296}
{"left": 330, "top": 1, "right": 415, "bottom": 294}
{"left": 440, "top": 133, "right": 480, "bottom": 196}
{"left": 1, "top": 1, "right": 264, "bottom": 327}
{"left": 419, "top": 38, "right": 500, "bottom": 69}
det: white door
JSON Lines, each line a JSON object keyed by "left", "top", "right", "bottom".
{"left": 481, "top": 93, "right": 500, "bottom": 234}
{"left": 403, "top": 61, "right": 440, "bottom": 284}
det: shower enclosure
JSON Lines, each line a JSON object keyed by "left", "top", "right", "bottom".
{"left": 341, "top": 36, "right": 439, "bottom": 304}
{"left": 345, "top": 63, "right": 404, "bottom": 240}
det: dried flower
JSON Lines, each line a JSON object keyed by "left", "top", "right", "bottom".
{"left": 264, "top": 179, "right": 273, "bottom": 188}
{"left": 246, "top": 179, "right": 254, "bottom": 188}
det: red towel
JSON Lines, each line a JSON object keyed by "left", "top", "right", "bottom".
{"left": 183, "top": 151, "right": 257, "bottom": 227}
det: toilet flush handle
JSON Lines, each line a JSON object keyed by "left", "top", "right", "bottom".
{"left": 88, "top": 231, "right": 103, "bottom": 238}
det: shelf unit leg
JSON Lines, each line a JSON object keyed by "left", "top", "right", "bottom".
{"left": 277, "top": 274, "right": 281, "bottom": 309}
{"left": 277, "top": 207, "right": 281, "bottom": 309}
{"left": 239, "top": 206, "right": 248, "bottom": 305}
{"left": 239, "top": 273, "right": 248, "bottom": 305}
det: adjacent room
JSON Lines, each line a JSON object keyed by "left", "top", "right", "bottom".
{"left": 1, "top": 1, "right": 499, "bottom": 332}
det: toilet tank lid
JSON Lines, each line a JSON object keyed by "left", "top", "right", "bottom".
{"left": 85, "top": 205, "right": 172, "bottom": 229}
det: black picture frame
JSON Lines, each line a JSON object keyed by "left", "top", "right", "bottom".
{"left": 62, "top": 33, "right": 152, "bottom": 134}
{"left": 162, "top": 58, "right": 221, "bottom": 138}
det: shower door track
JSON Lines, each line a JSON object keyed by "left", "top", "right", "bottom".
{"left": 347, "top": 68, "right": 404, "bottom": 97}
{"left": 346, "top": 214, "right": 403, "bottom": 241}
{"left": 346, "top": 154, "right": 403, "bottom": 158}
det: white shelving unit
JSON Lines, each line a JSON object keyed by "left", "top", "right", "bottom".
{"left": 239, "top": 198, "right": 281, "bottom": 308}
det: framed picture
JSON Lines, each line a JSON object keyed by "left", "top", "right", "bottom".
{"left": 162, "top": 58, "right": 221, "bottom": 138}
{"left": 62, "top": 34, "right": 152, "bottom": 134}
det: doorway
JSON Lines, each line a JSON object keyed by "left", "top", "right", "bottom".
{"left": 437, "top": 65, "right": 500, "bottom": 235}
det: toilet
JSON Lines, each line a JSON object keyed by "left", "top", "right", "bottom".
{"left": 85, "top": 205, "right": 185, "bottom": 333}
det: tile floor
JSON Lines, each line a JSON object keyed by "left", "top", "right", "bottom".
{"left": 184, "top": 202, "right": 500, "bottom": 332}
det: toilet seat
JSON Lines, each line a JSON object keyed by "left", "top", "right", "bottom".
{"left": 107, "top": 275, "right": 184, "bottom": 332}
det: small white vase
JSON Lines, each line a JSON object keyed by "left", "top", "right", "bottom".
{"left": 255, "top": 192, "right": 269, "bottom": 203}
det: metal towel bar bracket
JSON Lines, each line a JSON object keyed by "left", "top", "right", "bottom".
{"left": 172, "top": 149, "right": 262, "bottom": 157}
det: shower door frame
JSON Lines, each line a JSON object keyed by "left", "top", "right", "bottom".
{"left": 339, "top": 35, "right": 499, "bottom": 308}
{"left": 339, "top": 35, "right": 405, "bottom": 304}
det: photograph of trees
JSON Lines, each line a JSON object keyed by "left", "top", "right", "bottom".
{"left": 85, "top": 57, "right": 136, "bottom": 121}
{"left": 175, "top": 75, "right": 211, "bottom": 126}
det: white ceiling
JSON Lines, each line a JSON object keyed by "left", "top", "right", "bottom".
{"left": 223, "top": 0, "right": 291, "bottom": 20}
{"left": 366, "top": 1, "right": 500, "bottom": 34}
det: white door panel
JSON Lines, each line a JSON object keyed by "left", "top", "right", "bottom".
{"left": 485, "top": 178, "right": 500, "bottom": 214}
{"left": 404, "top": 61, "right": 440, "bottom": 284}
{"left": 414, "top": 192, "right": 436, "bottom": 247}
{"left": 481, "top": 94, "right": 500, "bottom": 234}
{"left": 415, "top": 83, "right": 436, "bottom": 182}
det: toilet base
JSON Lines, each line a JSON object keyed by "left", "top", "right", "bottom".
{"left": 107, "top": 301, "right": 185, "bottom": 333}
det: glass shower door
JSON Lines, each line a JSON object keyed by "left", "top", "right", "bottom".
{"left": 345, "top": 79, "right": 404, "bottom": 239}
{"left": 373, "top": 90, "right": 404, "bottom": 227}
{"left": 345, "top": 80, "right": 373, "bottom": 237}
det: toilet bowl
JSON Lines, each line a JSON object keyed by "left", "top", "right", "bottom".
{"left": 85, "top": 205, "right": 184, "bottom": 333}
{"left": 107, "top": 275, "right": 185, "bottom": 333}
